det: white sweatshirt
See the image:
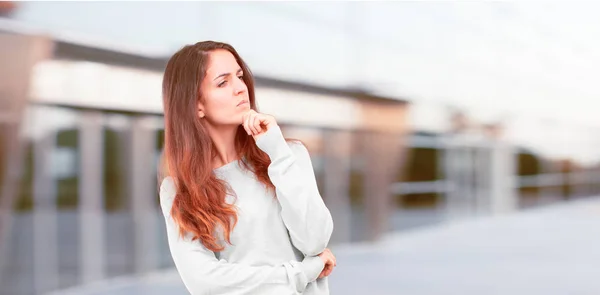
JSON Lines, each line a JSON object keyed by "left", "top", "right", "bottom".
{"left": 159, "top": 124, "right": 334, "bottom": 295}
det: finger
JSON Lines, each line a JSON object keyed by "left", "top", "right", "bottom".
{"left": 265, "top": 115, "right": 275, "bottom": 129}
{"left": 244, "top": 113, "right": 252, "bottom": 135}
{"left": 254, "top": 114, "right": 264, "bottom": 130}
{"left": 327, "top": 250, "right": 335, "bottom": 265}
{"left": 253, "top": 115, "right": 263, "bottom": 134}
{"left": 324, "top": 265, "right": 333, "bottom": 277}
{"left": 319, "top": 267, "right": 327, "bottom": 279}
{"left": 319, "top": 260, "right": 332, "bottom": 279}
{"left": 256, "top": 113, "right": 272, "bottom": 130}
{"left": 249, "top": 114, "right": 259, "bottom": 135}
{"left": 318, "top": 268, "right": 327, "bottom": 279}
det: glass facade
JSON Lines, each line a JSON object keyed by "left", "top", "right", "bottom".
{"left": 3, "top": 3, "right": 600, "bottom": 294}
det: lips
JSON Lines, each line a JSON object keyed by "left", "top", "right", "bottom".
{"left": 237, "top": 100, "right": 248, "bottom": 106}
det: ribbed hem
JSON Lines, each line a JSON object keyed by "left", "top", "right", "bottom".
{"left": 300, "top": 255, "right": 325, "bottom": 283}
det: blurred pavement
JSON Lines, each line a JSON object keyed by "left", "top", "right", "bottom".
{"left": 47, "top": 197, "right": 600, "bottom": 295}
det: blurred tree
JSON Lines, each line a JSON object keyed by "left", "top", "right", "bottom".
{"left": 397, "top": 146, "right": 439, "bottom": 208}
{"left": 104, "top": 128, "right": 127, "bottom": 211}
{"left": 14, "top": 142, "right": 33, "bottom": 211}
{"left": 517, "top": 149, "right": 540, "bottom": 205}
{"left": 559, "top": 159, "right": 576, "bottom": 199}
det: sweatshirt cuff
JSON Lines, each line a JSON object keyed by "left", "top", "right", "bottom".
{"left": 300, "top": 255, "right": 325, "bottom": 283}
{"left": 255, "top": 124, "right": 294, "bottom": 161}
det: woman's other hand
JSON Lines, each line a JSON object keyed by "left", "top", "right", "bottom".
{"left": 317, "top": 248, "right": 336, "bottom": 279}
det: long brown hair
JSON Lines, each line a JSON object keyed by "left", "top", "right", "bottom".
{"left": 161, "top": 41, "right": 277, "bottom": 252}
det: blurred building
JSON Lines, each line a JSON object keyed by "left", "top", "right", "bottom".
{"left": 1, "top": 2, "right": 600, "bottom": 295}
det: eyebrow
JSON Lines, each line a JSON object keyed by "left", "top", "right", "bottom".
{"left": 213, "top": 68, "right": 243, "bottom": 81}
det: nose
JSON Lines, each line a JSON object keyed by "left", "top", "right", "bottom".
{"left": 233, "top": 77, "right": 247, "bottom": 96}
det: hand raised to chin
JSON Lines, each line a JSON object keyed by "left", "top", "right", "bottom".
{"left": 241, "top": 110, "right": 277, "bottom": 140}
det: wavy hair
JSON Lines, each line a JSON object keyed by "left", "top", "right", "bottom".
{"left": 161, "top": 41, "right": 283, "bottom": 252}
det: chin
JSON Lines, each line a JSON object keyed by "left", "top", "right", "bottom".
{"left": 233, "top": 114, "right": 246, "bottom": 125}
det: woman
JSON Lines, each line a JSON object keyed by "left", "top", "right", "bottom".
{"left": 159, "top": 40, "right": 336, "bottom": 295}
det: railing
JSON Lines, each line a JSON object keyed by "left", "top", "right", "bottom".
{"left": 392, "top": 134, "right": 600, "bottom": 218}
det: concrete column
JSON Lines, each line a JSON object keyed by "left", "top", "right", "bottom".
{"left": 78, "top": 111, "right": 106, "bottom": 283}
{"left": 322, "top": 129, "right": 352, "bottom": 245}
{"left": 129, "top": 116, "right": 159, "bottom": 274}
{"left": 444, "top": 134, "right": 473, "bottom": 221}
{"left": 0, "top": 33, "right": 53, "bottom": 282}
{"left": 474, "top": 142, "right": 491, "bottom": 216}
{"left": 436, "top": 138, "right": 450, "bottom": 212}
{"left": 32, "top": 132, "right": 59, "bottom": 294}
{"left": 489, "top": 141, "right": 518, "bottom": 215}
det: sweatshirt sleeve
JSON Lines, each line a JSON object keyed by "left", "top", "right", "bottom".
{"left": 255, "top": 124, "right": 334, "bottom": 256}
{"left": 159, "top": 177, "right": 325, "bottom": 295}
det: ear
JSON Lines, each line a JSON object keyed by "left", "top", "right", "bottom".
{"left": 198, "top": 101, "right": 205, "bottom": 118}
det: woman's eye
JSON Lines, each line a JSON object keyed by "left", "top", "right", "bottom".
{"left": 238, "top": 75, "right": 244, "bottom": 80}
{"left": 218, "top": 81, "right": 227, "bottom": 87}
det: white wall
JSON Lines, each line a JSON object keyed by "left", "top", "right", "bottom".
{"left": 7, "top": 1, "right": 600, "bottom": 163}
{"left": 10, "top": 2, "right": 600, "bottom": 121}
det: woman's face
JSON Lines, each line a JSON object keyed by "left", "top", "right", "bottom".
{"left": 198, "top": 49, "right": 250, "bottom": 126}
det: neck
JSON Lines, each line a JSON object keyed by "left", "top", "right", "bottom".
{"left": 206, "top": 123, "right": 240, "bottom": 169}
